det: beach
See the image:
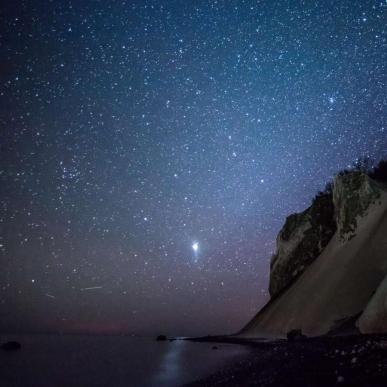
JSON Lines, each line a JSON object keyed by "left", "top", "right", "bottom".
{"left": 186, "top": 334, "right": 387, "bottom": 386}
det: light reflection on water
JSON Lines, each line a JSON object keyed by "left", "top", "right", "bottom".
{"left": 152, "top": 340, "right": 185, "bottom": 386}
{"left": 0, "top": 334, "right": 249, "bottom": 387}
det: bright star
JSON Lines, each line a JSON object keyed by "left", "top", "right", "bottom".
{"left": 192, "top": 242, "right": 199, "bottom": 252}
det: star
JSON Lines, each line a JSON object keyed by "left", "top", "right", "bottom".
{"left": 192, "top": 242, "right": 199, "bottom": 253}
{"left": 0, "top": 0, "right": 385, "bottom": 338}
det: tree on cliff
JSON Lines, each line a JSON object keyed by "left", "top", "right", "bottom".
{"left": 350, "top": 157, "right": 387, "bottom": 182}
{"left": 313, "top": 158, "right": 387, "bottom": 205}
{"left": 369, "top": 159, "right": 387, "bottom": 183}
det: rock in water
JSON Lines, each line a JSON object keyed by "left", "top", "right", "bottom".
{"left": 156, "top": 335, "right": 167, "bottom": 341}
{"left": 1, "top": 341, "right": 21, "bottom": 351}
{"left": 239, "top": 171, "right": 387, "bottom": 338}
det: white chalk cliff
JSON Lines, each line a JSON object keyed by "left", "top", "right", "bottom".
{"left": 239, "top": 171, "right": 387, "bottom": 338}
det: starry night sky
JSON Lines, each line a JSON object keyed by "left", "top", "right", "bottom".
{"left": 1, "top": 0, "right": 386, "bottom": 336}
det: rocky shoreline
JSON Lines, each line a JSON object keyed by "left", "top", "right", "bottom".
{"left": 185, "top": 334, "right": 387, "bottom": 386}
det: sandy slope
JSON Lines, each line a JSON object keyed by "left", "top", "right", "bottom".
{"left": 239, "top": 187, "right": 387, "bottom": 338}
{"left": 359, "top": 274, "right": 387, "bottom": 333}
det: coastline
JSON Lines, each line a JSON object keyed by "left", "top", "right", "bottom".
{"left": 184, "top": 334, "right": 387, "bottom": 386}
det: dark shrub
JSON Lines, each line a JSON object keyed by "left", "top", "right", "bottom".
{"left": 352, "top": 156, "right": 374, "bottom": 173}
{"left": 369, "top": 159, "right": 387, "bottom": 183}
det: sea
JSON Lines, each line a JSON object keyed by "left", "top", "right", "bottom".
{"left": 0, "top": 334, "right": 249, "bottom": 386}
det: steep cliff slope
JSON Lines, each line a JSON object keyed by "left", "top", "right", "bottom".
{"left": 239, "top": 172, "right": 387, "bottom": 338}
{"left": 269, "top": 193, "right": 336, "bottom": 297}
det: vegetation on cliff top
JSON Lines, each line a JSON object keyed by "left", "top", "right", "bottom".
{"left": 314, "top": 157, "right": 387, "bottom": 203}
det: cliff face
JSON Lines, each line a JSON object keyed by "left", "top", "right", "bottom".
{"left": 333, "top": 172, "right": 381, "bottom": 241}
{"left": 269, "top": 172, "right": 381, "bottom": 298}
{"left": 240, "top": 171, "right": 387, "bottom": 338}
{"left": 269, "top": 193, "right": 336, "bottom": 297}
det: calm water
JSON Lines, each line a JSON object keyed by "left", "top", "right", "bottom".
{"left": 0, "top": 334, "right": 249, "bottom": 387}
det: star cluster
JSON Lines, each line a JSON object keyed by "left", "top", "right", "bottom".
{"left": 0, "top": 0, "right": 386, "bottom": 335}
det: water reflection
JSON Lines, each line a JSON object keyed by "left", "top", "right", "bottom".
{"left": 152, "top": 340, "right": 186, "bottom": 386}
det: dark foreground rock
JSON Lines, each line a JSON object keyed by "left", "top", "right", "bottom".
{"left": 185, "top": 334, "right": 387, "bottom": 387}
{"left": 1, "top": 341, "right": 21, "bottom": 351}
{"left": 156, "top": 335, "right": 167, "bottom": 341}
{"left": 286, "top": 329, "right": 307, "bottom": 342}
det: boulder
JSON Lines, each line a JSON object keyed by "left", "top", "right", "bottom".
{"left": 286, "top": 329, "right": 307, "bottom": 342}
{"left": 156, "top": 335, "right": 167, "bottom": 341}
